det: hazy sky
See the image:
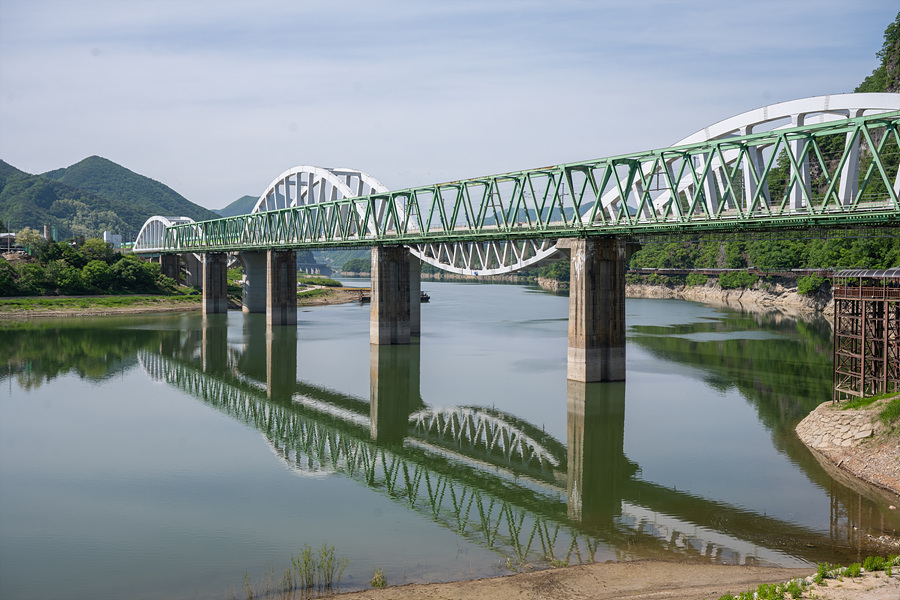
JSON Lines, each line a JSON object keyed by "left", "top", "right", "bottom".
{"left": 0, "top": 1, "right": 895, "bottom": 210}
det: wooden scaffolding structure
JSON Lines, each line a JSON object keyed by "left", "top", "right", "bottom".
{"left": 832, "top": 268, "right": 900, "bottom": 402}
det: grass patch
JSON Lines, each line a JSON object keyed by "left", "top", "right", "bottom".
{"left": 297, "top": 288, "right": 332, "bottom": 301}
{"left": 719, "top": 555, "right": 900, "bottom": 600}
{"left": 841, "top": 391, "right": 900, "bottom": 428}
{"left": 298, "top": 275, "right": 342, "bottom": 287}
{"left": 0, "top": 294, "right": 200, "bottom": 312}
{"left": 878, "top": 397, "right": 900, "bottom": 427}
{"left": 240, "top": 543, "right": 348, "bottom": 599}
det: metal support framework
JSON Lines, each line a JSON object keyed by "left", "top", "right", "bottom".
{"left": 832, "top": 268, "right": 900, "bottom": 401}
{"left": 134, "top": 106, "right": 900, "bottom": 264}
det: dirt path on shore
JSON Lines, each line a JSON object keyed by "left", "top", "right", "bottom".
{"left": 327, "top": 560, "right": 899, "bottom": 600}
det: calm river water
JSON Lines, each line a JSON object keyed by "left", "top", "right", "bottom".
{"left": 1, "top": 280, "right": 898, "bottom": 600}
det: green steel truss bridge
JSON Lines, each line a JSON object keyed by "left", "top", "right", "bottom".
{"left": 137, "top": 342, "right": 875, "bottom": 567}
{"left": 134, "top": 95, "right": 900, "bottom": 275}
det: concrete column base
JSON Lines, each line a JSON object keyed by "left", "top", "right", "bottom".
{"left": 558, "top": 238, "right": 626, "bottom": 382}
{"left": 267, "top": 250, "right": 297, "bottom": 326}
{"left": 202, "top": 252, "right": 228, "bottom": 314}
{"left": 409, "top": 255, "right": 422, "bottom": 335}
{"left": 160, "top": 254, "right": 181, "bottom": 284}
{"left": 240, "top": 251, "right": 267, "bottom": 314}
{"left": 370, "top": 246, "right": 411, "bottom": 345}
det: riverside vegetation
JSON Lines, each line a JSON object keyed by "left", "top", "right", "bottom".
{"left": 0, "top": 233, "right": 186, "bottom": 298}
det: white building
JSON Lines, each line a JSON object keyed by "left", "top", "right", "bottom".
{"left": 103, "top": 231, "right": 123, "bottom": 248}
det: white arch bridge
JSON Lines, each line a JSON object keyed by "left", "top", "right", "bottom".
{"left": 131, "top": 94, "right": 900, "bottom": 381}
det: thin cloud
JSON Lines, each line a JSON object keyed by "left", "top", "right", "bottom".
{"left": 0, "top": 0, "right": 895, "bottom": 209}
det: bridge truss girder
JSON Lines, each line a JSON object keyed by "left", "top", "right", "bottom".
{"left": 136, "top": 110, "right": 899, "bottom": 265}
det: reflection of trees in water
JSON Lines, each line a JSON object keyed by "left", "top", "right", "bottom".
{"left": 630, "top": 307, "right": 900, "bottom": 541}
{"left": 0, "top": 316, "right": 182, "bottom": 390}
{"left": 630, "top": 309, "right": 832, "bottom": 440}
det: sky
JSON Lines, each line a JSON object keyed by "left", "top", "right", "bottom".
{"left": 0, "top": 0, "right": 896, "bottom": 210}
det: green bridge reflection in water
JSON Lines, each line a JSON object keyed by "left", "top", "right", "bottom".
{"left": 3, "top": 303, "right": 900, "bottom": 597}
{"left": 122, "top": 313, "right": 899, "bottom": 568}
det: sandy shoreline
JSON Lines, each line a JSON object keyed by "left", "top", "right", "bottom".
{"left": 325, "top": 560, "right": 899, "bottom": 600}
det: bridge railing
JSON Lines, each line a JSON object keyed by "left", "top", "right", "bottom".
{"left": 139, "top": 111, "right": 900, "bottom": 254}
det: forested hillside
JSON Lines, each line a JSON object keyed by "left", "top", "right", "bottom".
{"left": 1, "top": 160, "right": 140, "bottom": 240}
{"left": 42, "top": 156, "right": 219, "bottom": 225}
{"left": 215, "top": 194, "right": 258, "bottom": 217}
{"left": 0, "top": 156, "right": 218, "bottom": 240}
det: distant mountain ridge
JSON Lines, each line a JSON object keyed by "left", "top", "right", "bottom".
{"left": 215, "top": 194, "right": 258, "bottom": 217}
{"left": 0, "top": 156, "right": 217, "bottom": 240}
{"left": 43, "top": 156, "right": 219, "bottom": 223}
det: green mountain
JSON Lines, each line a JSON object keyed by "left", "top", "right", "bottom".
{"left": 42, "top": 156, "right": 219, "bottom": 224}
{"left": 215, "top": 194, "right": 258, "bottom": 217}
{"left": 0, "top": 156, "right": 218, "bottom": 240}
{"left": 0, "top": 160, "right": 139, "bottom": 240}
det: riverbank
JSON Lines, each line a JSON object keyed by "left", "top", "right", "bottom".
{"left": 328, "top": 559, "right": 899, "bottom": 600}
{"left": 796, "top": 396, "right": 900, "bottom": 500}
{"left": 0, "top": 286, "right": 369, "bottom": 319}
{"left": 0, "top": 294, "right": 203, "bottom": 319}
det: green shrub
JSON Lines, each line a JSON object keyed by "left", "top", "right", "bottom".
{"left": 82, "top": 260, "right": 113, "bottom": 290}
{"left": 797, "top": 275, "right": 829, "bottom": 295}
{"left": 863, "top": 556, "right": 885, "bottom": 571}
{"left": 370, "top": 569, "right": 387, "bottom": 588}
{"left": 297, "top": 275, "right": 342, "bottom": 287}
{"left": 718, "top": 271, "right": 758, "bottom": 289}
{"left": 846, "top": 562, "right": 862, "bottom": 577}
{"left": 342, "top": 257, "right": 371, "bottom": 273}
{"left": 0, "top": 260, "right": 18, "bottom": 296}
{"left": 686, "top": 272, "right": 708, "bottom": 287}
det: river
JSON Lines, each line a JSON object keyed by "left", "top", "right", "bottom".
{"left": 1, "top": 279, "right": 897, "bottom": 600}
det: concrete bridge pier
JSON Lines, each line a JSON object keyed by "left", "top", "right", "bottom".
{"left": 160, "top": 254, "right": 181, "bottom": 284}
{"left": 558, "top": 238, "right": 626, "bottom": 382}
{"left": 182, "top": 253, "right": 202, "bottom": 288}
{"left": 566, "top": 381, "right": 627, "bottom": 526}
{"left": 266, "top": 250, "right": 298, "bottom": 326}
{"left": 239, "top": 251, "right": 267, "bottom": 314}
{"left": 202, "top": 252, "right": 229, "bottom": 314}
{"left": 370, "top": 246, "right": 421, "bottom": 344}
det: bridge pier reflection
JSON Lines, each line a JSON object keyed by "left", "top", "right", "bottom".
{"left": 369, "top": 342, "right": 423, "bottom": 444}
{"left": 201, "top": 314, "right": 229, "bottom": 373}
{"left": 267, "top": 324, "right": 298, "bottom": 401}
{"left": 566, "top": 381, "right": 627, "bottom": 527}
